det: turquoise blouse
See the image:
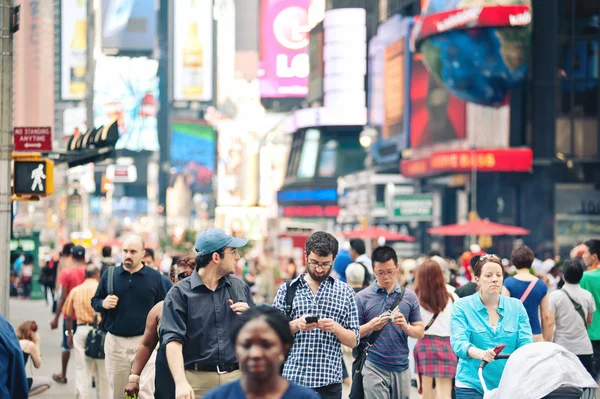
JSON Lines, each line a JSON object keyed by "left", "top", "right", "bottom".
{"left": 450, "top": 294, "right": 533, "bottom": 393}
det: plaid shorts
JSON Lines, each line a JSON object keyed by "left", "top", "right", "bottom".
{"left": 414, "top": 335, "right": 458, "bottom": 379}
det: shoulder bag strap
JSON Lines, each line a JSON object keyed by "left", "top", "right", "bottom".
{"left": 424, "top": 313, "right": 440, "bottom": 331}
{"left": 368, "top": 286, "right": 406, "bottom": 346}
{"left": 107, "top": 266, "right": 115, "bottom": 295}
{"left": 285, "top": 280, "right": 299, "bottom": 320}
{"left": 519, "top": 278, "right": 538, "bottom": 302}
{"left": 561, "top": 289, "right": 588, "bottom": 328}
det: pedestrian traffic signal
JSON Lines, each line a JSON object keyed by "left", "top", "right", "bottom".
{"left": 13, "top": 158, "right": 54, "bottom": 197}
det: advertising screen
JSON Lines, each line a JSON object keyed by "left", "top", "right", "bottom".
{"left": 61, "top": 0, "right": 87, "bottom": 101}
{"left": 173, "top": 0, "right": 213, "bottom": 102}
{"left": 94, "top": 56, "right": 160, "bottom": 152}
{"left": 258, "top": 0, "right": 310, "bottom": 99}
{"left": 409, "top": 53, "right": 466, "bottom": 148}
{"left": 101, "top": 0, "right": 156, "bottom": 54}
{"left": 170, "top": 120, "right": 216, "bottom": 193}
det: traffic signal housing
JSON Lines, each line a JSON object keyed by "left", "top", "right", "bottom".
{"left": 13, "top": 156, "right": 54, "bottom": 198}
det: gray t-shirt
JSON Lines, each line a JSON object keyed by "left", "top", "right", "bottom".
{"left": 549, "top": 284, "right": 596, "bottom": 355}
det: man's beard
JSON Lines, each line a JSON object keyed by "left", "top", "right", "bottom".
{"left": 307, "top": 267, "right": 332, "bottom": 283}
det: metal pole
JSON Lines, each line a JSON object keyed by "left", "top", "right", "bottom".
{"left": 85, "top": 0, "right": 94, "bottom": 130}
{"left": 0, "top": 0, "right": 13, "bottom": 317}
{"left": 470, "top": 147, "right": 477, "bottom": 246}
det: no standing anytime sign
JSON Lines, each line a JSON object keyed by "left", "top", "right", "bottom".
{"left": 14, "top": 127, "right": 52, "bottom": 152}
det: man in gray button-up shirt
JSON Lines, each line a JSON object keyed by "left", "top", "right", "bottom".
{"left": 160, "top": 229, "right": 254, "bottom": 399}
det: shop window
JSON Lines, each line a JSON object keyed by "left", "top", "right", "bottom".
{"left": 318, "top": 139, "right": 338, "bottom": 177}
{"left": 297, "top": 129, "right": 320, "bottom": 179}
{"left": 556, "top": 2, "right": 600, "bottom": 158}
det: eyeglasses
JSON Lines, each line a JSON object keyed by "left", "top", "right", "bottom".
{"left": 374, "top": 270, "right": 396, "bottom": 277}
{"left": 223, "top": 249, "right": 238, "bottom": 256}
{"left": 307, "top": 259, "right": 332, "bottom": 269}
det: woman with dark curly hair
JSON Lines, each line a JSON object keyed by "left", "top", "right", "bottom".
{"left": 124, "top": 256, "right": 196, "bottom": 398}
{"left": 204, "top": 305, "right": 319, "bottom": 398}
{"left": 413, "top": 260, "right": 458, "bottom": 399}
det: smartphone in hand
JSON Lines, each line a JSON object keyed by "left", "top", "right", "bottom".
{"left": 305, "top": 315, "right": 319, "bottom": 323}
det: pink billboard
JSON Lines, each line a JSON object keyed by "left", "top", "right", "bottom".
{"left": 258, "top": 0, "right": 310, "bottom": 99}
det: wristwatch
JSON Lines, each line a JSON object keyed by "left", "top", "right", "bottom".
{"left": 64, "top": 330, "right": 73, "bottom": 337}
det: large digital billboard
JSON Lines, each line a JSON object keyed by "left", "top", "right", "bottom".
{"left": 258, "top": 0, "right": 310, "bottom": 99}
{"left": 61, "top": 0, "right": 87, "bottom": 101}
{"left": 173, "top": 0, "right": 213, "bottom": 102}
{"left": 409, "top": 53, "right": 465, "bottom": 148}
{"left": 170, "top": 120, "right": 216, "bottom": 193}
{"left": 94, "top": 56, "right": 159, "bottom": 152}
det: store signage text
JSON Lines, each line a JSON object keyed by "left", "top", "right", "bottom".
{"left": 400, "top": 148, "right": 533, "bottom": 178}
{"left": 391, "top": 194, "right": 434, "bottom": 221}
{"left": 277, "top": 188, "right": 338, "bottom": 203}
{"left": 282, "top": 205, "right": 340, "bottom": 218}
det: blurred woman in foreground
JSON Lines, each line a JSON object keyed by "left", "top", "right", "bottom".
{"left": 204, "top": 305, "right": 319, "bottom": 398}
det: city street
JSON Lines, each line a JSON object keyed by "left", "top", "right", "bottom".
{"left": 8, "top": 297, "right": 418, "bottom": 399}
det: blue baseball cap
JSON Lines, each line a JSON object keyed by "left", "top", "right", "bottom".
{"left": 194, "top": 229, "right": 248, "bottom": 255}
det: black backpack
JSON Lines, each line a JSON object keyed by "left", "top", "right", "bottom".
{"left": 354, "top": 261, "right": 373, "bottom": 289}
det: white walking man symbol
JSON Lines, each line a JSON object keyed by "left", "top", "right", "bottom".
{"left": 31, "top": 164, "right": 46, "bottom": 192}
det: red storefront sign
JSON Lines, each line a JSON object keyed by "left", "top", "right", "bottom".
{"left": 411, "top": 5, "right": 531, "bottom": 48}
{"left": 281, "top": 205, "right": 340, "bottom": 218}
{"left": 14, "top": 127, "right": 52, "bottom": 152}
{"left": 400, "top": 148, "right": 533, "bottom": 178}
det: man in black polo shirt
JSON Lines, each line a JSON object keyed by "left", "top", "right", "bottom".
{"left": 161, "top": 228, "right": 254, "bottom": 399}
{"left": 91, "top": 234, "right": 165, "bottom": 399}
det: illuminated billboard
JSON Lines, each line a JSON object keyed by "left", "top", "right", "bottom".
{"left": 94, "top": 56, "right": 159, "bottom": 152}
{"left": 170, "top": 120, "right": 216, "bottom": 193}
{"left": 173, "top": 0, "right": 213, "bottom": 102}
{"left": 61, "top": 0, "right": 87, "bottom": 101}
{"left": 258, "top": 0, "right": 310, "bottom": 99}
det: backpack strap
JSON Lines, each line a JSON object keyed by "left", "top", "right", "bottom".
{"left": 355, "top": 261, "right": 372, "bottom": 288}
{"left": 367, "top": 286, "right": 405, "bottom": 347}
{"left": 225, "top": 277, "right": 245, "bottom": 303}
{"left": 107, "top": 266, "right": 115, "bottom": 295}
{"left": 285, "top": 279, "right": 300, "bottom": 320}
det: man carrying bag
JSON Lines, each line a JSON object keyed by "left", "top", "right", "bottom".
{"left": 64, "top": 265, "right": 108, "bottom": 398}
{"left": 353, "top": 246, "right": 424, "bottom": 399}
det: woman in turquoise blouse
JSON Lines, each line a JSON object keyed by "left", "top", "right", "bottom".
{"left": 451, "top": 254, "right": 533, "bottom": 398}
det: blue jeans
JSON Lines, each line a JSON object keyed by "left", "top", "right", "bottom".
{"left": 456, "top": 387, "right": 483, "bottom": 399}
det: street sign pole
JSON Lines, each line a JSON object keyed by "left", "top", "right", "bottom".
{"left": 0, "top": 0, "right": 13, "bottom": 317}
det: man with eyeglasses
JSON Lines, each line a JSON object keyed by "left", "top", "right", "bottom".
{"left": 355, "top": 246, "right": 424, "bottom": 399}
{"left": 160, "top": 229, "right": 254, "bottom": 399}
{"left": 274, "top": 231, "right": 359, "bottom": 399}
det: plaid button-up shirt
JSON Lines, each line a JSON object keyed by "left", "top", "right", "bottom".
{"left": 273, "top": 274, "right": 360, "bottom": 388}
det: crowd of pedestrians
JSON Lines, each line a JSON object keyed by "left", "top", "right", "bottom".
{"left": 1, "top": 232, "right": 600, "bottom": 399}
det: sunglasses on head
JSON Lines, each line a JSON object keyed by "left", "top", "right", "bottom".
{"left": 478, "top": 254, "right": 501, "bottom": 262}
{"left": 176, "top": 271, "right": 189, "bottom": 281}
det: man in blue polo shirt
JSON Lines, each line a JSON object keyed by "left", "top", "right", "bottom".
{"left": 356, "top": 246, "right": 424, "bottom": 399}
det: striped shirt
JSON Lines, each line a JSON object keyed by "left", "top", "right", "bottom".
{"left": 356, "top": 283, "right": 422, "bottom": 372}
{"left": 273, "top": 274, "right": 360, "bottom": 388}
{"left": 64, "top": 278, "right": 100, "bottom": 325}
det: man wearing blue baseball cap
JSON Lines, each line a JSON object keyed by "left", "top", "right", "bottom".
{"left": 160, "top": 229, "right": 254, "bottom": 399}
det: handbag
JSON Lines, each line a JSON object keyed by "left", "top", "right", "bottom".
{"left": 85, "top": 313, "right": 106, "bottom": 359}
{"left": 85, "top": 266, "right": 115, "bottom": 359}
{"left": 349, "top": 286, "right": 405, "bottom": 399}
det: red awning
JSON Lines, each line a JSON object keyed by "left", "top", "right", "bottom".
{"left": 343, "top": 226, "right": 415, "bottom": 242}
{"left": 427, "top": 219, "right": 530, "bottom": 236}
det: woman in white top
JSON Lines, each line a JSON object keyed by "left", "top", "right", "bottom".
{"left": 547, "top": 259, "right": 596, "bottom": 379}
{"left": 413, "top": 260, "right": 458, "bottom": 399}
